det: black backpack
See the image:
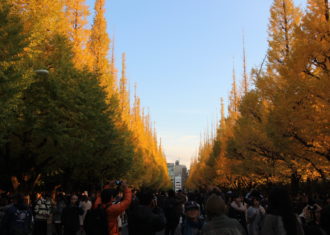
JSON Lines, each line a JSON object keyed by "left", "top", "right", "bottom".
{"left": 84, "top": 204, "right": 110, "bottom": 235}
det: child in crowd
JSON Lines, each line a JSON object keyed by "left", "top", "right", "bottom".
{"left": 175, "top": 201, "right": 204, "bottom": 235}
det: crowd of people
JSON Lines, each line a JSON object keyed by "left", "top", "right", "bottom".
{"left": 1, "top": 181, "right": 330, "bottom": 235}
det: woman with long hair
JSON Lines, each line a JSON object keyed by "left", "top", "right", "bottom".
{"left": 260, "top": 187, "right": 304, "bottom": 235}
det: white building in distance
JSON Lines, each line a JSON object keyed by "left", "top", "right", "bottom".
{"left": 167, "top": 160, "right": 188, "bottom": 191}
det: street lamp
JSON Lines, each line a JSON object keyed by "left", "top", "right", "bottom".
{"left": 35, "top": 69, "right": 49, "bottom": 75}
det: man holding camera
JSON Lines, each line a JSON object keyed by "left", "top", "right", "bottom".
{"left": 94, "top": 181, "right": 132, "bottom": 235}
{"left": 299, "top": 200, "right": 323, "bottom": 235}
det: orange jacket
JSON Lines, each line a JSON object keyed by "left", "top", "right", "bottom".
{"left": 94, "top": 188, "right": 132, "bottom": 235}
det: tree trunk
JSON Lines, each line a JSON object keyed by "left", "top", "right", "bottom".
{"left": 282, "top": 0, "right": 290, "bottom": 56}
{"left": 325, "top": 0, "right": 329, "bottom": 21}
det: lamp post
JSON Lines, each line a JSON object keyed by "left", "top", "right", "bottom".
{"left": 35, "top": 69, "right": 49, "bottom": 75}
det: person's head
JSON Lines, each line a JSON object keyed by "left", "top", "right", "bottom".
{"left": 268, "top": 187, "right": 292, "bottom": 215}
{"left": 23, "top": 194, "right": 30, "bottom": 206}
{"left": 226, "top": 191, "right": 233, "bottom": 204}
{"left": 177, "top": 189, "right": 185, "bottom": 195}
{"left": 36, "top": 192, "right": 43, "bottom": 199}
{"left": 56, "top": 193, "right": 64, "bottom": 202}
{"left": 232, "top": 192, "right": 241, "bottom": 204}
{"left": 250, "top": 189, "right": 262, "bottom": 199}
{"left": 81, "top": 195, "right": 88, "bottom": 202}
{"left": 211, "top": 187, "right": 222, "bottom": 196}
{"left": 101, "top": 189, "right": 117, "bottom": 204}
{"left": 70, "top": 194, "right": 79, "bottom": 206}
{"left": 138, "top": 189, "right": 154, "bottom": 206}
{"left": 301, "top": 193, "right": 309, "bottom": 204}
{"left": 206, "top": 194, "right": 226, "bottom": 219}
{"left": 185, "top": 201, "right": 200, "bottom": 221}
{"left": 13, "top": 193, "right": 25, "bottom": 206}
{"left": 252, "top": 197, "right": 260, "bottom": 207}
{"left": 168, "top": 189, "right": 175, "bottom": 198}
{"left": 326, "top": 196, "right": 330, "bottom": 206}
{"left": 314, "top": 206, "right": 322, "bottom": 223}
{"left": 235, "top": 196, "right": 242, "bottom": 204}
{"left": 268, "top": 187, "right": 297, "bottom": 235}
{"left": 44, "top": 193, "right": 51, "bottom": 199}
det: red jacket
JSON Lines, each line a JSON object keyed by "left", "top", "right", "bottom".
{"left": 94, "top": 188, "right": 132, "bottom": 235}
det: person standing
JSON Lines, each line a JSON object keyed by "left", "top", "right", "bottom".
{"left": 202, "top": 194, "right": 245, "bottom": 235}
{"left": 174, "top": 201, "right": 204, "bottom": 235}
{"left": 228, "top": 193, "right": 248, "bottom": 233}
{"left": 53, "top": 193, "right": 66, "bottom": 235}
{"left": 34, "top": 193, "right": 52, "bottom": 235}
{"left": 129, "top": 189, "right": 165, "bottom": 235}
{"left": 164, "top": 190, "right": 182, "bottom": 235}
{"left": 100, "top": 181, "right": 132, "bottom": 235}
{"left": 0, "top": 193, "right": 33, "bottom": 235}
{"left": 61, "top": 195, "right": 83, "bottom": 235}
{"left": 247, "top": 197, "right": 265, "bottom": 235}
{"left": 79, "top": 195, "right": 92, "bottom": 235}
{"left": 260, "top": 187, "right": 304, "bottom": 235}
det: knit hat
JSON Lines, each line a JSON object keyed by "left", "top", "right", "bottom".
{"left": 206, "top": 194, "right": 226, "bottom": 217}
{"left": 185, "top": 201, "right": 200, "bottom": 212}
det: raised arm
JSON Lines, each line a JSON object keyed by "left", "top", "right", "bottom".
{"left": 108, "top": 182, "right": 132, "bottom": 216}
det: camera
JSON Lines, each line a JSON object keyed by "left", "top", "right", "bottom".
{"left": 307, "top": 200, "right": 316, "bottom": 212}
{"left": 115, "top": 180, "right": 122, "bottom": 186}
{"left": 308, "top": 205, "right": 316, "bottom": 212}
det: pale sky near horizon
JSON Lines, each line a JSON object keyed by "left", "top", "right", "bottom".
{"left": 86, "top": 0, "right": 306, "bottom": 168}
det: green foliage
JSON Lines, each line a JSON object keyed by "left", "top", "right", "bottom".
{"left": 0, "top": 30, "right": 135, "bottom": 191}
{"left": 0, "top": 0, "right": 29, "bottom": 145}
{"left": 0, "top": 0, "right": 170, "bottom": 192}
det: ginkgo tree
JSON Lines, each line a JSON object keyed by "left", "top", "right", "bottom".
{"left": 187, "top": 0, "right": 330, "bottom": 190}
{"left": 0, "top": 0, "right": 170, "bottom": 192}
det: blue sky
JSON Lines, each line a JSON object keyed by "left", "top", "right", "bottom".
{"left": 86, "top": 0, "right": 306, "bottom": 167}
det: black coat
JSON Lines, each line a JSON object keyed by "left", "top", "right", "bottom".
{"left": 0, "top": 204, "right": 32, "bottom": 235}
{"left": 228, "top": 205, "right": 247, "bottom": 233}
{"left": 61, "top": 205, "right": 83, "bottom": 232}
{"left": 164, "top": 197, "right": 182, "bottom": 227}
{"left": 129, "top": 205, "right": 166, "bottom": 235}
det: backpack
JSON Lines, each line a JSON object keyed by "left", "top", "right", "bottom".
{"left": 8, "top": 206, "right": 32, "bottom": 235}
{"left": 84, "top": 204, "right": 110, "bottom": 235}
